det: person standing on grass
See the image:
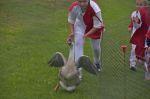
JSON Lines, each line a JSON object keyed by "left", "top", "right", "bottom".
{"left": 128, "top": 0, "right": 143, "bottom": 71}
{"left": 143, "top": 0, "right": 150, "bottom": 80}
{"left": 145, "top": 1, "right": 150, "bottom": 45}
{"left": 129, "top": 0, "right": 149, "bottom": 71}
{"left": 67, "top": 0, "right": 104, "bottom": 77}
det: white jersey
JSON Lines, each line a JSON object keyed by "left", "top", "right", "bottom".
{"left": 131, "top": 11, "right": 142, "bottom": 37}
{"left": 68, "top": 0, "right": 103, "bottom": 35}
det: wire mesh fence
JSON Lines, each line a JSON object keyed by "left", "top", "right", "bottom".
{"left": 100, "top": 19, "right": 150, "bottom": 99}
{"left": 0, "top": 0, "right": 150, "bottom": 99}
{"left": 50, "top": 0, "right": 150, "bottom": 98}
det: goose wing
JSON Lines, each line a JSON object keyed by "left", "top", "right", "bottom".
{"left": 78, "top": 55, "right": 98, "bottom": 75}
{"left": 48, "top": 52, "right": 66, "bottom": 67}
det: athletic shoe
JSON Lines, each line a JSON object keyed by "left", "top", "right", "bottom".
{"left": 95, "top": 63, "right": 101, "bottom": 72}
{"left": 130, "top": 66, "right": 136, "bottom": 71}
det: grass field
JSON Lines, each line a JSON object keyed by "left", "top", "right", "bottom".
{"left": 0, "top": 0, "right": 150, "bottom": 99}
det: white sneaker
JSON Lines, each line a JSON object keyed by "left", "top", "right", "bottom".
{"left": 95, "top": 63, "right": 101, "bottom": 72}
{"left": 130, "top": 65, "right": 136, "bottom": 71}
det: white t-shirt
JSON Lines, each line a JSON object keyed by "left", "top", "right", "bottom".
{"left": 131, "top": 10, "right": 142, "bottom": 37}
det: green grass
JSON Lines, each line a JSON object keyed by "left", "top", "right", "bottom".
{"left": 0, "top": 0, "right": 150, "bottom": 99}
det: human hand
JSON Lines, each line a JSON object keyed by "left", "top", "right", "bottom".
{"left": 83, "top": 33, "right": 88, "bottom": 38}
{"left": 67, "top": 33, "right": 74, "bottom": 46}
{"left": 128, "top": 27, "right": 132, "bottom": 32}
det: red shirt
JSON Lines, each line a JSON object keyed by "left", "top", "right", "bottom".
{"left": 145, "top": 7, "right": 150, "bottom": 39}
{"left": 130, "top": 7, "right": 149, "bottom": 58}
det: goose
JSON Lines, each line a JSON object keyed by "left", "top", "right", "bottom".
{"left": 48, "top": 43, "right": 98, "bottom": 92}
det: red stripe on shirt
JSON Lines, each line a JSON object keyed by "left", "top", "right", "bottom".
{"left": 68, "top": 1, "right": 78, "bottom": 12}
